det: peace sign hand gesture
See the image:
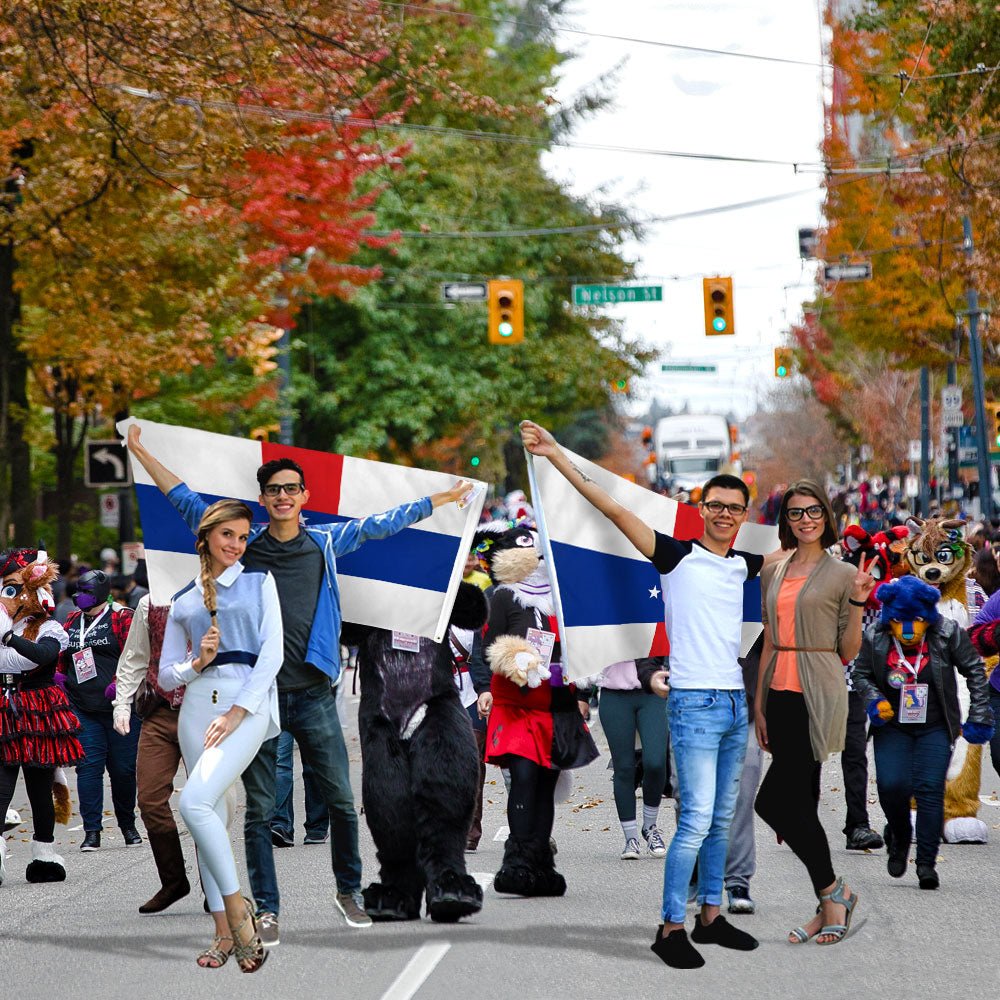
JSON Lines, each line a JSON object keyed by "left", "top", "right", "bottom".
{"left": 850, "top": 556, "right": 877, "bottom": 605}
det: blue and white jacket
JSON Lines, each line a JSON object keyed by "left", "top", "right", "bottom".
{"left": 167, "top": 482, "right": 433, "bottom": 683}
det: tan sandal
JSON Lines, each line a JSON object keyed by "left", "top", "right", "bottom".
{"left": 196, "top": 935, "right": 233, "bottom": 969}
{"left": 230, "top": 897, "right": 268, "bottom": 974}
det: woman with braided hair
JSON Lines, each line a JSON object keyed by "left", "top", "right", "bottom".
{"left": 159, "top": 499, "right": 283, "bottom": 973}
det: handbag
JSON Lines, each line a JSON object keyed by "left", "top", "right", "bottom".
{"left": 133, "top": 677, "right": 165, "bottom": 720}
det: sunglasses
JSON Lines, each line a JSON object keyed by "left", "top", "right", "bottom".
{"left": 702, "top": 500, "right": 748, "bottom": 516}
{"left": 262, "top": 482, "right": 305, "bottom": 497}
{"left": 786, "top": 504, "right": 825, "bottom": 521}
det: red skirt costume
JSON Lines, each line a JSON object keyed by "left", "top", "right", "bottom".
{"left": 484, "top": 586, "right": 597, "bottom": 770}
{"left": 1, "top": 618, "right": 83, "bottom": 769}
{"left": 486, "top": 670, "right": 597, "bottom": 770}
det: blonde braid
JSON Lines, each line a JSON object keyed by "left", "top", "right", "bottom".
{"left": 197, "top": 540, "right": 218, "bottom": 618}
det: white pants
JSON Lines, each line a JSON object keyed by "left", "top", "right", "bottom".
{"left": 178, "top": 671, "right": 268, "bottom": 913}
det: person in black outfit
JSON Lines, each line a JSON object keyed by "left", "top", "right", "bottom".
{"left": 60, "top": 570, "right": 141, "bottom": 851}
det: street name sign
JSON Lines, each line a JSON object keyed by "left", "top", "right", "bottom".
{"left": 441, "top": 282, "right": 488, "bottom": 302}
{"left": 823, "top": 262, "right": 872, "bottom": 282}
{"left": 661, "top": 363, "right": 718, "bottom": 373}
{"left": 573, "top": 284, "right": 663, "bottom": 305}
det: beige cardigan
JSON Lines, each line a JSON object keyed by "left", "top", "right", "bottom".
{"left": 760, "top": 552, "right": 856, "bottom": 761}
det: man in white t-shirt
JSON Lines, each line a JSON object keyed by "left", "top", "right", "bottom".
{"left": 520, "top": 420, "right": 763, "bottom": 970}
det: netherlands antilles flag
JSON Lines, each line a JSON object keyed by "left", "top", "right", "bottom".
{"left": 117, "top": 418, "right": 486, "bottom": 641}
{"left": 526, "top": 446, "right": 778, "bottom": 681}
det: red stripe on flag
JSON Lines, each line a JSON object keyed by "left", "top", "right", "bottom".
{"left": 673, "top": 501, "right": 705, "bottom": 541}
{"left": 260, "top": 442, "right": 344, "bottom": 516}
{"left": 648, "top": 620, "right": 669, "bottom": 657}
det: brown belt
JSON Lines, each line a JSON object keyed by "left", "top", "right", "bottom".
{"left": 774, "top": 646, "right": 836, "bottom": 653}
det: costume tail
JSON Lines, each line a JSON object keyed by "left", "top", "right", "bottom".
{"left": 52, "top": 767, "right": 72, "bottom": 825}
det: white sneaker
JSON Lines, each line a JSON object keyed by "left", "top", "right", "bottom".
{"left": 620, "top": 837, "right": 641, "bottom": 860}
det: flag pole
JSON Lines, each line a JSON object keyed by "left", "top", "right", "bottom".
{"left": 524, "top": 449, "right": 571, "bottom": 674}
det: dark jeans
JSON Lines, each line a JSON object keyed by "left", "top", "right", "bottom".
{"left": 755, "top": 690, "right": 835, "bottom": 894}
{"left": 271, "top": 728, "right": 330, "bottom": 841}
{"left": 873, "top": 723, "right": 952, "bottom": 866}
{"left": 242, "top": 683, "right": 361, "bottom": 915}
{"left": 841, "top": 688, "right": 872, "bottom": 834}
{"left": 466, "top": 704, "right": 487, "bottom": 849}
{"left": 988, "top": 688, "right": 1000, "bottom": 782}
{"left": 75, "top": 707, "right": 141, "bottom": 833}
{"left": 599, "top": 688, "right": 668, "bottom": 823}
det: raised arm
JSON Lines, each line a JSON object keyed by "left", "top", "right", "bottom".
{"left": 126, "top": 424, "right": 182, "bottom": 494}
{"left": 520, "top": 420, "right": 655, "bottom": 559}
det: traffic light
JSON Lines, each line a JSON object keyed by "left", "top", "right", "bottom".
{"left": 610, "top": 376, "right": 630, "bottom": 394}
{"left": 774, "top": 347, "right": 793, "bottom": 378}
{"left": 986, "top": 401, "right": 1000, "bottom": 448}
{"left": 488, "top": 278, "right": 524, "bottom": 344}
{"left": 469, "top": 455, "right": 481, "bottom": 468}
{"left": 703, "top": 276, "right": 734, "bottom": 336}
{"left": 250, "top": 423, "right": 281, "bottom": 443}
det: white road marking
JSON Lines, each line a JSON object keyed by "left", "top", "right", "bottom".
{"left": 978, "top": 795, "right": 1000, "bottom": 807}
{"left": 470, "top": 872, "right": 494, "bottom": 890}
{"left": 67, "top": 824, "right": 83, "bottom": 832}
{"left": 492, "top": 825, "right": 509, "bottom": 842}
{"left": 379, "top": 942, "right": 451, "bottom": 1000}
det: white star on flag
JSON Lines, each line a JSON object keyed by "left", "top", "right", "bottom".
{"left": 649, "top": 586, "right": 661, "bottom": 599}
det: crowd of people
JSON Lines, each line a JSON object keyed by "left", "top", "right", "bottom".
{"left": 2, "top": 419, "right": 999, "bottom": 974}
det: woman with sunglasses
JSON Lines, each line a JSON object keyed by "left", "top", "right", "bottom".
{"left": 753, "top": 480, "right": 875, "bottom": 947}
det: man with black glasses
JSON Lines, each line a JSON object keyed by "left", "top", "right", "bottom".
{"left": 127, "top": 427, "right": 469, "bottom": 943}
{"left": 520, "top": 420, "right": 766, "bottom": 970}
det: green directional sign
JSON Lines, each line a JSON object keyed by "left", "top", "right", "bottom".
{"left": 661, "top": 363, "right": 717, "bottom": 373}
{"left": 573, "top": 284, "right": 663, "bottom": 305}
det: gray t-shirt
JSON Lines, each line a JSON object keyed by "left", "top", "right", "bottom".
{"left": 245, "top": 528, "right": 326, "bottom": 691}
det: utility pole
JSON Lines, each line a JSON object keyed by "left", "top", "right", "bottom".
{"left": 919, "top": 366, "right": 930, "bottom": 516}
{"left": 946, "top": 357, "right": 960, "bottom": 502}
{"left": 964, "top": 216, "right": 993, "bottom": 521}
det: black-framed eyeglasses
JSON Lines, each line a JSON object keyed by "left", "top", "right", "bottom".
{"left": 702, "top": 500, "right": 747, "bottom": 516}
{"left": 262, "top": 482, "right": 305, "bottom": 497}
{"left": 786, "top": 504, "right": 825, "bottom": 521}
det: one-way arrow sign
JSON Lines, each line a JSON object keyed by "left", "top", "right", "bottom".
{"left": 85, "top": 440, "right": 132, "bottom": 488}
{"left": 441, "top": 282, "right": 488, "bottom": 302}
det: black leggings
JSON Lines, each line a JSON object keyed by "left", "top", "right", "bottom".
{"left": 754, "top": 690, "right": 836, "bottom": 894}
{"left": 506, "top": 756, "right": 560, "bottom": 842}
{"left": 0, "top": 764, "right": 55, "bottom": 842}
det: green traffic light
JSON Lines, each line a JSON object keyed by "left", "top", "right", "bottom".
{"left": 470, "top": 456, "right": 481, "bottom": 467}
{"left": 776, "top": 365, "right": 788, "bottom": 377}
{"left": 498, "top": 321, "right": 514, "bottom": 338}
{"left": 712, "top": 317, "right": 727, "bottom": 332}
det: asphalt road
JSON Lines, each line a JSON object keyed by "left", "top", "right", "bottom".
{"left": 4, "top": 683, "right": 1000, "bottom": 1000}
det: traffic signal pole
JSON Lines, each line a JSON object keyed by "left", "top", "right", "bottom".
{"left": 964, "top": 216, "right": 993, "bottom": 521}
{"left": 919, "top": 366, "right": 930, "bottom": 516}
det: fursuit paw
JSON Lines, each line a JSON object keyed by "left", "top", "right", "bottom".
{"left": 361, "top": 882, "right": 421, "bottom": 921}
{"left": 866, "top": 698, "right": 893, "bottom": 726}
{"left": 487, "top": 636, "right": 542, "bottom": 688}
{"left": 426, "top": 871, "right": 483, "bottom": 923}
{"left": 961, "top": 720, "right": 994, "bottom": 745}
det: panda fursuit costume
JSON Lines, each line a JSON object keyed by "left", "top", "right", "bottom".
{"left": 345, "top": 582, "right": 487, "bottom": 922}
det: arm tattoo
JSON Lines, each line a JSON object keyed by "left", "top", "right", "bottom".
{"left": 570, "top": 462, "right": 594, "bottom": 484}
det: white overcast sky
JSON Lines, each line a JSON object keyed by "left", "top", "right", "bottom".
{"left": 543, "top": 0, "right": 827, "bottom": 419}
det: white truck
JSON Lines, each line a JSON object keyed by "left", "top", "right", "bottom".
{"left": 654, "top": 414, "right": 735, "bottom": 493}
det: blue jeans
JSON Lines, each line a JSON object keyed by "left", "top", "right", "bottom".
{"left": 662, "top": 689, "right": 747, "bottom": 923}
{"left": 873, "top": 723, "right": 952, "bottom": 866}
{"left": 74, "top": 708, "right": 141, "bottom": 833}
{"left": 271, "top": 728, "right": 330, "bottom": 840}
{"left": 242, "top": 684, "right": 360, "bottom": 915}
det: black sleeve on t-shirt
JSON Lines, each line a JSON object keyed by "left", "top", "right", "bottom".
{"left": 6, "top": 634, "right": 61, "bottom": 667}
{"left": 650, "top": 531, "right": 693, "bottom": 575}
{"left": 732, "top": 550, "right": 764, "bottom": 580}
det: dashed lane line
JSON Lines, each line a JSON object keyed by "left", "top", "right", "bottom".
{"left": 379, "top": 942, "right": 451, "bottom": 1000}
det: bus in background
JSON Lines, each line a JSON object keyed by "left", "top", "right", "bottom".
{"left": 653, "top": 413, "right": 738, "bottom": 495}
